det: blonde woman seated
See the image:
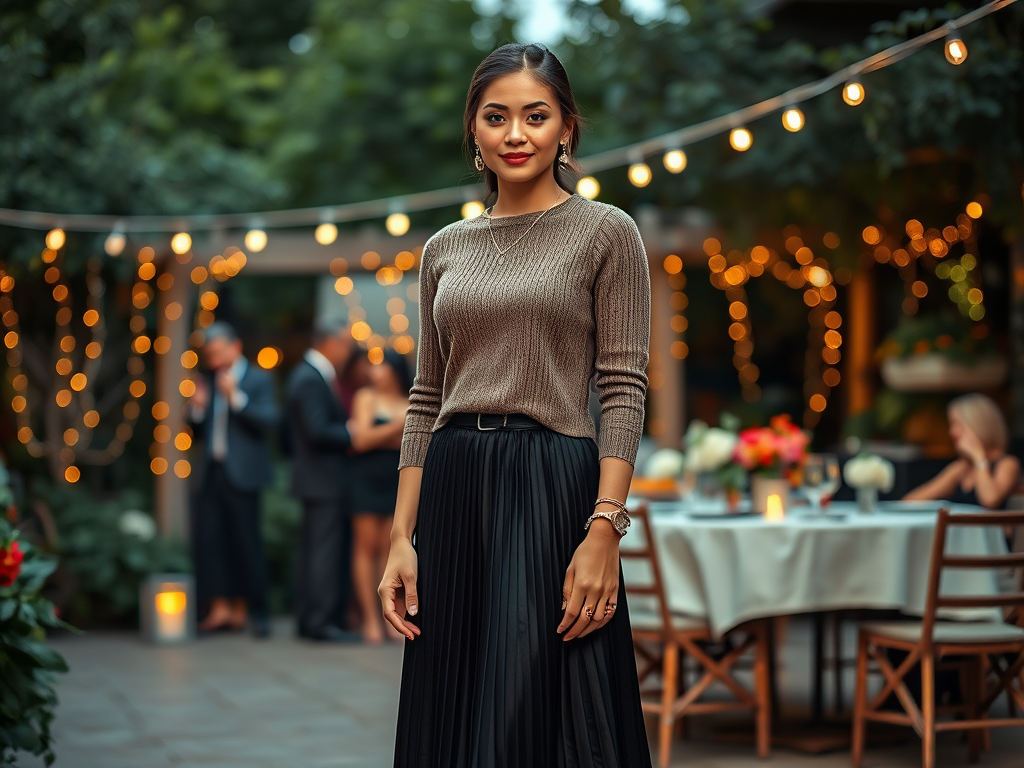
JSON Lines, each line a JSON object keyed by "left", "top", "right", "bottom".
{"left": 904, "top": 394, "right": 1020, "bottom": 509}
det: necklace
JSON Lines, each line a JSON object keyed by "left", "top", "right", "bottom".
{"left": 486, "top": 192, "right": 569, "bottom": 257}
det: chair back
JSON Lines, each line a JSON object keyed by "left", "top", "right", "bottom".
{"left": 619, "top": 502, "right": 676, "bottom": 638}
{"left": 921, "top": 508, "right": 1024, "bottom": 644}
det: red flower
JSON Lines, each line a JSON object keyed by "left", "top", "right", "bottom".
{"left": 0, "top": 540, "right": 24, "bottom": 587}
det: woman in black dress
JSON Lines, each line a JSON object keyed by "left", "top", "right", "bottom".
{"left": 349, "top": 349, "right": 412, "bottom": 643}
{"left": 380, "top": 44, "right": 653, "bottom": 766}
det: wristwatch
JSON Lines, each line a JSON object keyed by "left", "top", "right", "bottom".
{"left": 585, "top": 498, "right": 631, "bottom": 536}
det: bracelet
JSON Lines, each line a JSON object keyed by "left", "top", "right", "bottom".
{"left": 594, "top": 497, "right": 627, "bottom": 512}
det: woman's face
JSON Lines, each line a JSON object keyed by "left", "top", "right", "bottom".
{"left": 369, "top": 361, "right": 398, "bottom": 390}
{"left": 473, "top": 71, "right": 570, "bottom": 186}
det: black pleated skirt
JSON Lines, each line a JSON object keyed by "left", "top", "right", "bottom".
{"left": 394, "top": 416, "right": 652, "bottom": 768}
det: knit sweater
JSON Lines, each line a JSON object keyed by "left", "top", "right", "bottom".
{"left": 397, "top": 193, "right": 651, "bottom": 470}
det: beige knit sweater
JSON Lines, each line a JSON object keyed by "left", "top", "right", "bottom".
{"left": 397, "top": 193, "right": 651, "bottom": 470}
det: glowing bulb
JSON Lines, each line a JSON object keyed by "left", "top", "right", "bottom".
{"left": 843, "top": 81, "right": 865, "bottom": 106}
{"left": 461, "top": 201, "right": 485, "bottom": 219}
{"left": 576, "top": 176, "right": 600, "bottom": 199}
{"left": 45, "top": 229, "right": 66, "bottom": 250}
{"left": 104, "top": 232, "right": 126, "bottom": 256}
{"left": 782, "top": 108, "right": 805, "bottom": 132}
{"left": 945, "top": 33, "right": 968, "bottom": 65}
{"left": 627, "top": 163, "right": 652, "bottom": 188}
{"left": 663, "top": 150, "right": 687, "bottom": 173}
{"left": 385, "top": 213, "right": 410, "bottom": 236}
{"left": 244, "top": 229, "right": 267, "bottom": 252}
{"left": 729, "top": 127, "right": 753, "bottom": 152}
{"left": 170, "top": 232, "right": 192, "bottom": 254}
{"left": 965, "top": 201, "right": 983, "bottom": 219}
{"left": 315, "top": 223, "right": 337, "bottom": 245}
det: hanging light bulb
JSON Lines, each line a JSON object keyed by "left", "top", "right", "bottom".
{"left": 842, "top": 80, "right": 865, "bottom": 106}
{"left": 244, "top": 229, "right": 267, "bottom": 252}
{"left": 45, "top": 229, "right": 66, "bottom": 250}
{"left": 729, "top": 127, "right": 753, "bottom": 152}
{"left": 576, "top": 176, "right": 600, "bottom": 199}
{"left": 170, "top": 232, "right": 192, "bottom": 254}
{"left": 781, "top": 108, "right": 805, "bottom": 132}
{"left": 460, "top": 201, "right": 485, "bottom": 219}
{"left": 663, "top": 149, "right": 687, "bottom": 173}
{"left": 315, "top": 222, "right": 338, "bottom": 244}
{"left": 386, "top": 212, "right": 410, "bottom": 236}
{"left": 944, "top": 30, "right": 968, "bottom": 65}
{"left": 627, "top": 162, "right": 652, "bottom": 188}
{"left": 104, "top": 231, "right": 126, "bottom": 256}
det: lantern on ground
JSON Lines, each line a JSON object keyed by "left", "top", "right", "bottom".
{"left": 140, "top": 574, "right": 195, "bottom": 644}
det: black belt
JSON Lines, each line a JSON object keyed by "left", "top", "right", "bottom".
{"left": 448, "top": 412, "right": 544, "bottom": 431}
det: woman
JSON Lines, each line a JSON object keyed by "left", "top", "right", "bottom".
{"left": 378, "top": 43, "right": 652, "bottom": 766}
{"left": 349, "top": 350, "right": 412, "bottom": 643}
{"left": 904, "top": 393, "right": 1019, "bottom": 508}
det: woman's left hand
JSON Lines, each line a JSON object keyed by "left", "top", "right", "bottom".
{"left": 557, "top": 520, "right": 621, "bottom": 641}
{"left": 957, "top": 426, "right": 987, "bottom": 465}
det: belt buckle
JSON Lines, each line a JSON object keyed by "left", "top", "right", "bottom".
{"left": 477, "top": 413, "right": 508, "bottom": 431}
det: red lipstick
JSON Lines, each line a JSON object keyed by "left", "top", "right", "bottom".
{"left": 500, "top": 152, "right": 533, "bottom": 166}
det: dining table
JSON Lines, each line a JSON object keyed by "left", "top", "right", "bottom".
{"left": 620, "top": 497, "right": 1013, "bottom": 734}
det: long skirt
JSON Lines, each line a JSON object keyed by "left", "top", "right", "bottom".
{"left": 393, "top": 414, "right": 652, "bottom": 768}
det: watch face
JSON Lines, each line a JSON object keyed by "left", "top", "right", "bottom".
{"left": 613, "top": 511, "right": 629, "bottom": 531}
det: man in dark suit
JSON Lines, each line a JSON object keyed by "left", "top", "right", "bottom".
{"left": 189, "top": 322, "right": 278, "bottom": 639}
{"left": 287, "top": 318, "right": 359, "bottom": 641}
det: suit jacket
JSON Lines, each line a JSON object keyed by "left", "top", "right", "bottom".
{"left": 286, "top": 359, "right": 352, "bottom": 500}
{"left": 190, "top": 363, "right": 279, "bottom": 493}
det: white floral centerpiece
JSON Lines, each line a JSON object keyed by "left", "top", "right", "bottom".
{"left": 843, "top": 454, "right": 895, "bottom": 512}
{"left": 683, "top": 417, "right": 746, "bottom": 508}
{"left": 643, "top": 448, "right": 686, "bottom": 479}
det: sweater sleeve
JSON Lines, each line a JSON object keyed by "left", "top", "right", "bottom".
{"left": 398, "top": 234, "right": 445, "bottom": 469}
{"left": 592, "top": 207, "right": 651, "bottom": 466}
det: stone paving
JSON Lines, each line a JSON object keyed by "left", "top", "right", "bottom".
{"left": 21, "top": 618, "right": 1024, "bottom": 768}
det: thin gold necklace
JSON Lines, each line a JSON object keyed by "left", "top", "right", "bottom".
{"left": 486, "top": 192, "right": 569, "bottom": 257}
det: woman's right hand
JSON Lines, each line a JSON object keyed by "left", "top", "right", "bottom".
{"left": 379, "top": 536, "right": 422, "bottom": 641}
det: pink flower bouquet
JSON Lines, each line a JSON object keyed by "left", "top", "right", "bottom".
{"left": 733, "top": 414, "right": 810, "bottom": 479}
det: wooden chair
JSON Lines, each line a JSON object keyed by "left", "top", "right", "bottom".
{"left": 851, "top": 508, "right": 1024, "bottom": 768}
{"left": 622, "top": 503, "right": 771, "bottom": 767}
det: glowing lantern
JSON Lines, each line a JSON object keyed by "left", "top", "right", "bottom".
{"left": 140, "top": 575, "right": 195, "bottom": 643}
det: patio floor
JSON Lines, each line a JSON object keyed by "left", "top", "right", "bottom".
{"left": 22, "top": 617, "right": 1024, "bottom": 767}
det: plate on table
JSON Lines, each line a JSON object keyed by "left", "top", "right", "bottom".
{"left": 685, "top": 510, "right": 759, "bottom": 520}
{"left": 877, "top": 500, "right": 942, "bottom": 513}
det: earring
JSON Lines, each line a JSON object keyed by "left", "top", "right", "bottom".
{"left": 474, "top": 144, "right": 485, "bottom": 172}
{"left": 558, "top": 142, "right": 569, "bottom": 167}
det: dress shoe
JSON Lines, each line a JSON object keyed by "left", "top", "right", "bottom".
{"left": 251, "top": 616, "right": 270, "bottom": 639}
{"left": 304, "top": 624, "right": 362, "bottom": 643}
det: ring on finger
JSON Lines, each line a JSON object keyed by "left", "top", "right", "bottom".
{"left": 605, "top": 603, "right": 617, "bottom": 615}
{"left": 584, "top": 605, "right": 595, "bottom": 620}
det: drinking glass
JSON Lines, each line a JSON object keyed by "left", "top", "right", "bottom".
{"left": 803, "top": 454, "right": 841, "bottom": 513}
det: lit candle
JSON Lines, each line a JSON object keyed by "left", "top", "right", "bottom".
{"left": 155, "top": 590, "right": 187, "bottom": 640}
{"left": 765, "top": 493, "right": 785, "bottom": 523}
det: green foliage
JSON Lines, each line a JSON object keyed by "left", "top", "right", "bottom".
{"left": 0, "top": 519, "right": 69, "bottom": 768}
{"left": 33, "top": 483, "right": 190, "bottom": 623}
{"left": 877, "top": 312, "right": 998, "bottom": 363}
{"left": 260, "top": 462, "right": 302, "bottom": 614}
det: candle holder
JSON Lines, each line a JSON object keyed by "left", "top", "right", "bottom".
{"left": 140, "top": 574, "right": 195, "bottom": 644}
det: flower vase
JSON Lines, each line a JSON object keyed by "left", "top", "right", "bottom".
{"left": 857, "top": 487, "right": 878, "bottom": 513}
{"left": 690, "top": 471, "right": 725, "bottom": 511}
{"left": 751, "top": 475, "right": 790, "bottom": 515}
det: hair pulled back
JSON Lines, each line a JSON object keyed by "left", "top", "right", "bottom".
{"left": 463, "top": 43, "right": 582, "bottom": 204}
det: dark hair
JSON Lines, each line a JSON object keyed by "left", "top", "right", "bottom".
{"left": 380, "top": 348, "right": 414, "bottom": 394}
{"left": 463, "top": 43, "right": 582, "bottom": 205}
{"left": 203, "top": 321, "right": 239, "bottom": 345}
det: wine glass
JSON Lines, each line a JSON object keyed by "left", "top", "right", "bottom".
{"left": 803, "top": 454, "right": 841, "bottom": 513}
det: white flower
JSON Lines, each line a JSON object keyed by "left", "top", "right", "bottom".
{"left": 644, "top": 448, "right": 686, "bottom": 479}
{"left": 843, "top": 455, "right": 895, "bottom": 492}
{"left": 119, "top": 510, "right": 157, "bottom": 542}
{"left": 685, "top": 427, "right": 738, "bottom": 473}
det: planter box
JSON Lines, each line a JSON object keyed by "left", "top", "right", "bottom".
{"left": 881, "top": 354, "right": 1007, "bottom": 392}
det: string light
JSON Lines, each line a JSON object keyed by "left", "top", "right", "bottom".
{"left": 782, "top": 108, "right": 805, "bottom": 132}
{"left": 385, "top": 212, "right": 410, "bottom": 236}
{"left": 842, "top": 80, "right": 865, "bottom": 106}
{"left": 663, "top": 150, "right": 687, "bottom": 173}
{"left": 460, "top": 201, "right": 485, "bottom": 219}
{"left": 315, "top": 222, "right": 338, "bottom": 244}
{"left": 45, "top": 229, "right": 65, "bottom": 250}
{"left": 944, "top": 28, "right": 968, "bottom": 64}
{"left": 104, "top": 231, "right": 126, "bottom": 256}
{"left": 576, "top": 176, "right": 600, "bottom": 199}
{"left": 729, "top": 128, "right": 753, "bottom": 151}
{"left": 170, "top": 232, "right": 192, "bottom": 254}
{"left": 627, "top": 163, "right": 652, "bottom": 187}
{"left": 244, "top": 229, "right": 267, "bottom": 252}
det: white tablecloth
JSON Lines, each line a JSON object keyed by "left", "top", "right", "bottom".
{"left": 621, "top": 501, "right": 1010, "bottom": 638}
